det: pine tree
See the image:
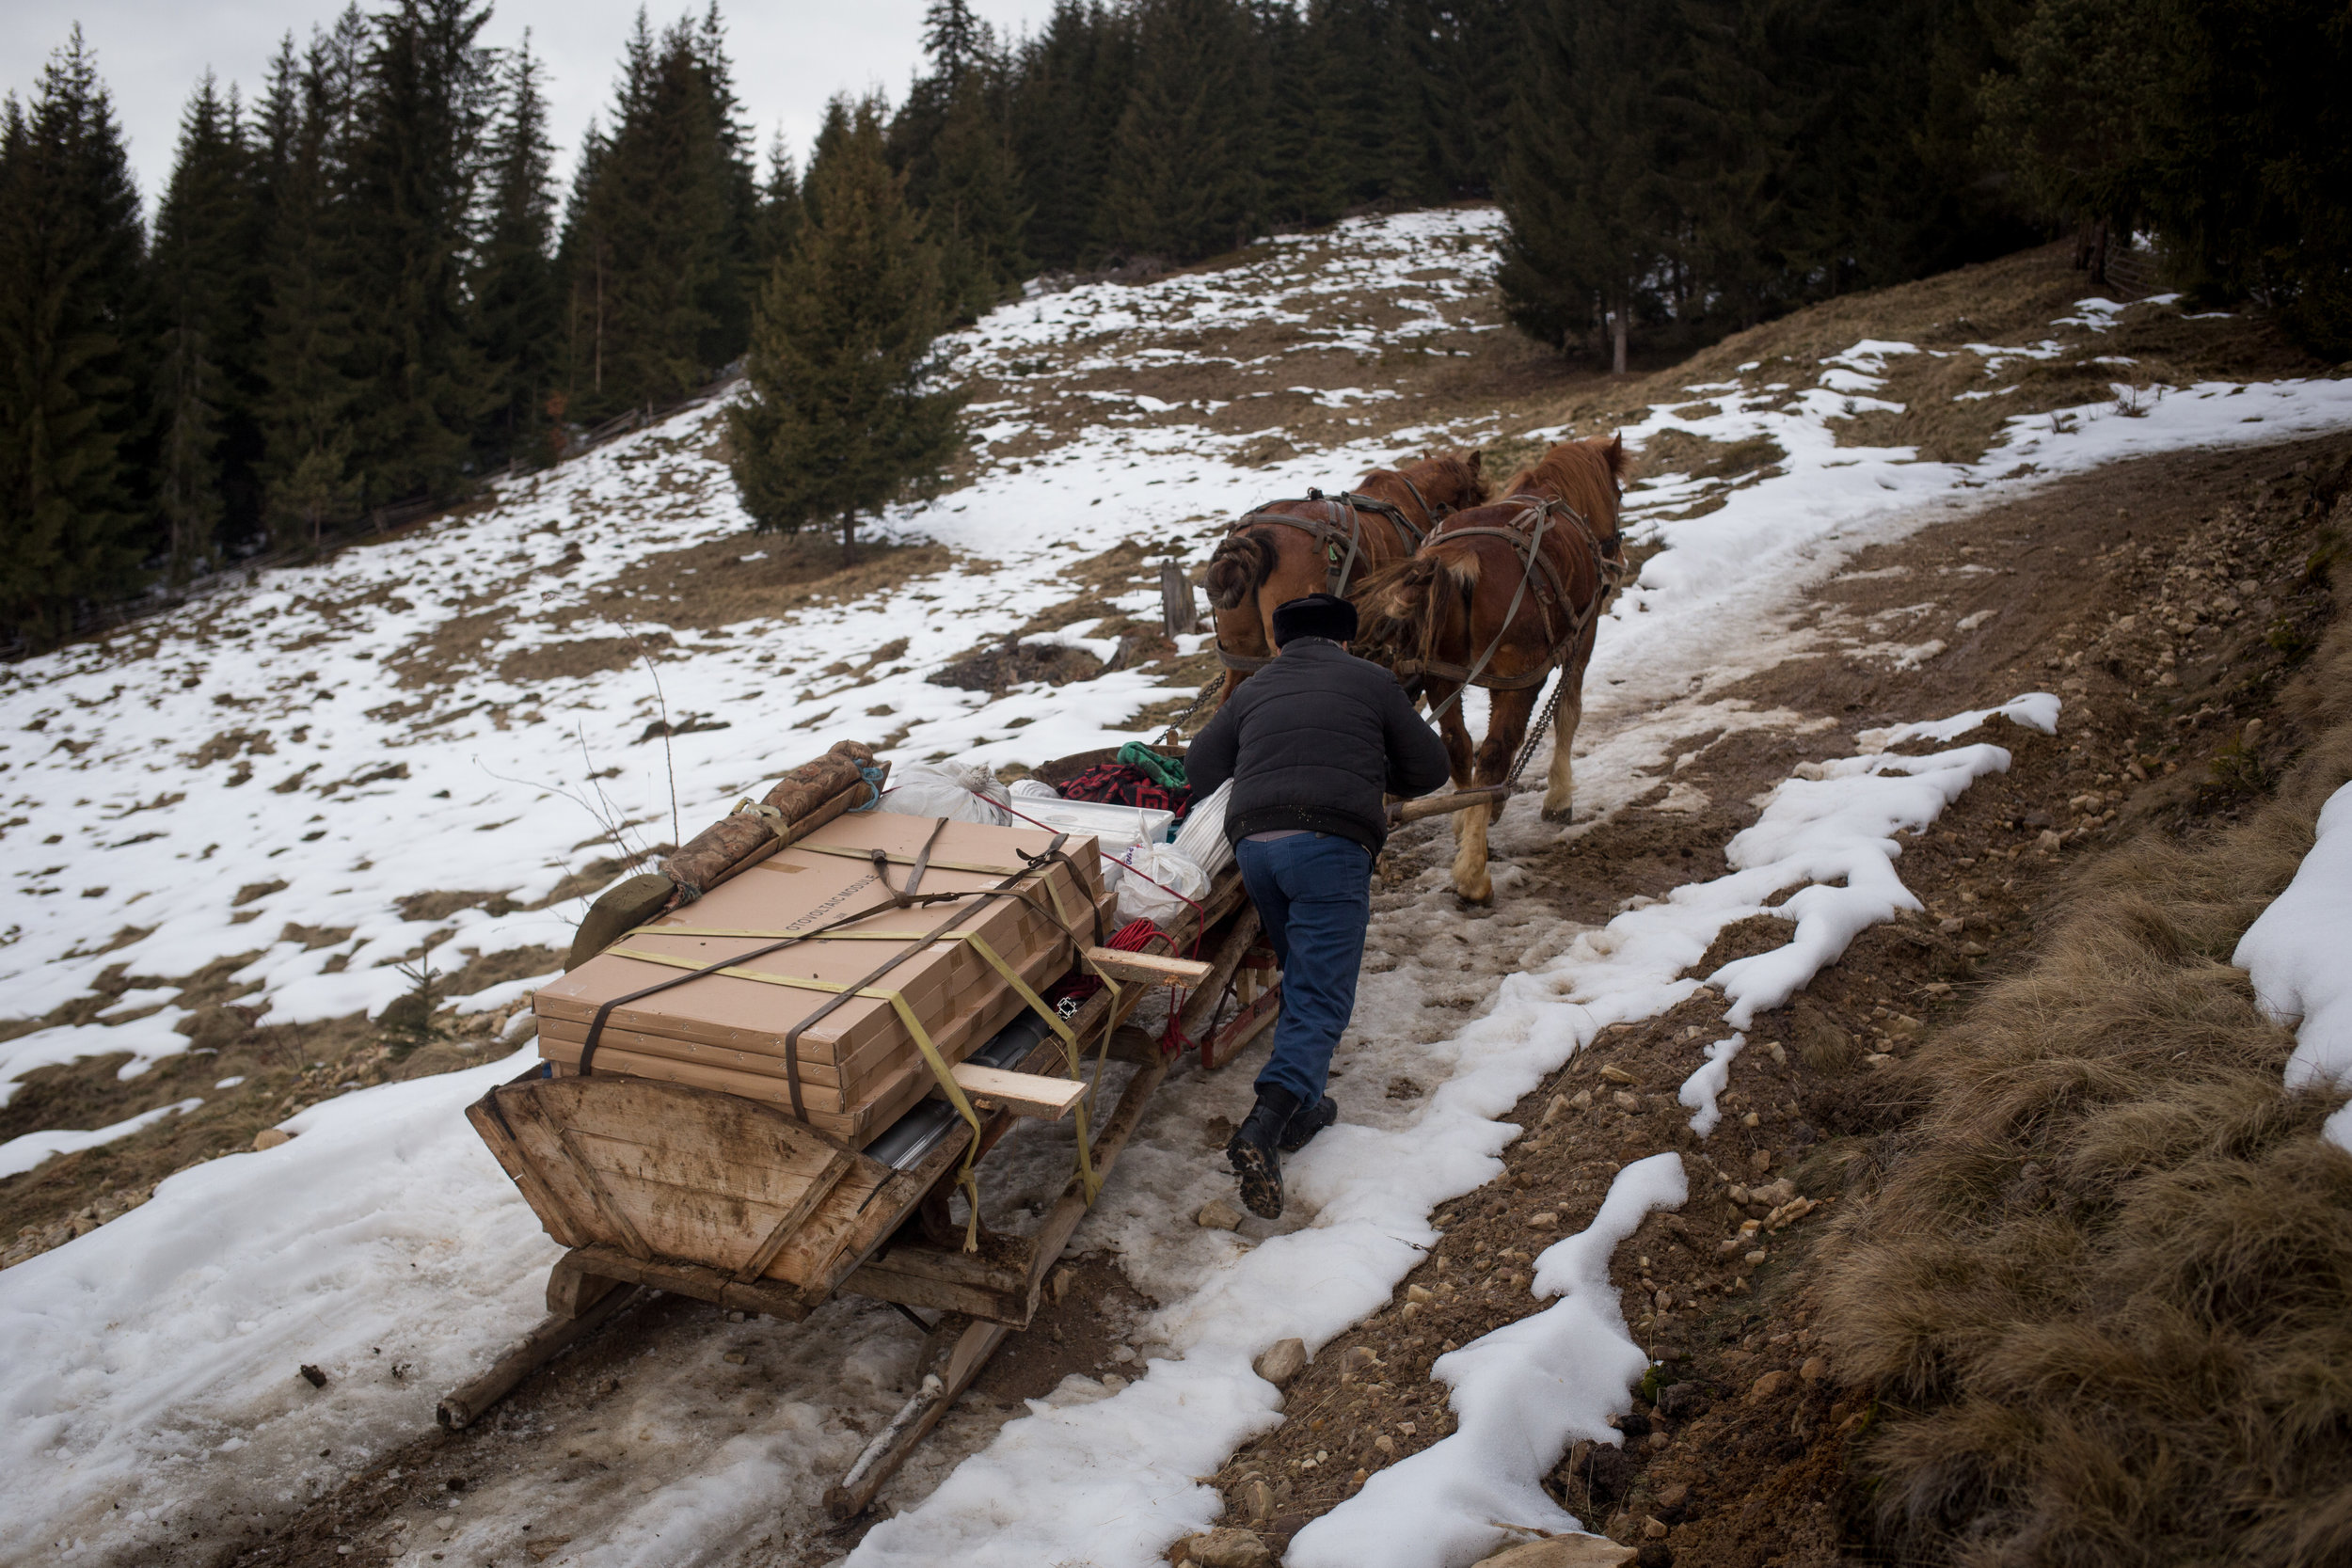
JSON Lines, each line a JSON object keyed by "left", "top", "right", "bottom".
{"left": 1400, "top": 0, "right": 1516, "bottom": 199}
{"left": 0, "top": 28, "right": 152, "bottom": 646}
{"left": 342, "top": 0, "right": 499, "bottom": 505}
{"left": 1009, "top": 1, "right": 1134, "bottom": 271}
{"left": 1101, "top": 0, "right": 1264, "bottom": 263}
{"left": 726, "top": 96, "right": 963, "bottom": 565}
{"left": 1977, "top": 0, "right": 2164, "bottom": 278}
{"left": 474, "top": 35, "right": 561, "bottom": 467}
{"left": 560, "top": 10, "right": 759, "bottom": 418}
{"left": 755, "top": 132, "right": 802, "bottom": 269}
{"left": 925, "top": 69, "right": 1032, "bottom": 322}
{"left": 253, "top": 19, "right": 365, "bottom": 550}
{"left": 1497, "top": 0, "right": 1683, "bottom": 369}
{"left": 151, "top": 73, "right": 261, "bottom": 578}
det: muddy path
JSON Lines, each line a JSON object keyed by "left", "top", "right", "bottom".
{"left": 1200, "top": 433, "right": 2352, "bottom": 1565}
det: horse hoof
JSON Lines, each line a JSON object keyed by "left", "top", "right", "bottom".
{"left": 1454, "top": 882, "right": 1493, "bottom": 907}
{"left": 1539, "top": 804, "right": 1573, "bottom": 825}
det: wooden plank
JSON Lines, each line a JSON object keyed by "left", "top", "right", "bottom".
{"left": 1204, "top": 982, "right": 1281, "bottom": 1071}
{"left": 949, "top": 1063, "right": 1087, "bottom": 1118}
{"left": 1084, "top": 946, "right": 1214, "bottom": 988}
{"left": 826, "top": 1314, "right": 1015, "bottom": 1518}
{"left": 562, "top": 1243, "right": 818, "bottom": 1321}
{"left": 436, "top": 1284, "right": 644, "bottom": 1430}
{"left": 547, "top": 1253, "right": 628, "bottom": 1319}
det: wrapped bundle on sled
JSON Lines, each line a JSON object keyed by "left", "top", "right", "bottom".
{"left": 533, "top": 809, "right": 1114, "bottom": 1145}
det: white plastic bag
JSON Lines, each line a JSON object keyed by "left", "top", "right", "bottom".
{"left": 1114, "top": 844, "right": 1211, "bottom": 927}
{"left": 878, "top": 761, "right": 1012, "bottom": 826}
{"left": 1009, "top": 778, "right": 1062, "bottom": 800}
{"left": 1170, "top": 779, "right": 1234, "bottom": 878}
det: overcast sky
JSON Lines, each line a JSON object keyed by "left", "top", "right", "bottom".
{"left": 5, "top": 1, "right": 1061, "bottom": 213}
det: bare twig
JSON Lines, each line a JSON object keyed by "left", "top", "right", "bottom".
{"left": 625, "top": 624, "right": 681, "bottom": 850}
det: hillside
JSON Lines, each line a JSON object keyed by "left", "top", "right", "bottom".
{"left": 2, "top": 206, "right": 2348, "bottom": 1568}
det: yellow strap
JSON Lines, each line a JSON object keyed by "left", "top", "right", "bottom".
{"left": 603, "top": 944, "right": 993, "bottom": 1245}
{"left": 624, "top": 923, "right": 1105, "bottom": 1200}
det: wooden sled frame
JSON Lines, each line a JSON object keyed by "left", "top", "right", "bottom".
{"left": 440, "top": 866, "right": 1267, "bottom": 1517}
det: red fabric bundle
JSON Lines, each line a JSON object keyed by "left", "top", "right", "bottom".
{"left": 1057, "top": 761, "right": 1193, "bottom": 817}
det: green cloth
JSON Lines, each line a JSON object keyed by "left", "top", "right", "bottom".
{"left": 1116, "top": 741, "right": 1188, "bottom": 791}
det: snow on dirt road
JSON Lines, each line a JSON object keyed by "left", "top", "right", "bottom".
{"left": 6, "top": 206, "right": 2352, "bottom": 1568}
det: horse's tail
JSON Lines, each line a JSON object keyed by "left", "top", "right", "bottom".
{"left": 1356, "top": 548, "right": 1479, "bottom": 667}
{"left": 1203, "top": 527, "right": 1280, "bottom": 612}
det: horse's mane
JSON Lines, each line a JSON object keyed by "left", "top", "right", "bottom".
{"left": 1498, "top": 435, "right": 1627, "bottom": 533}
{"left": 1358, "top": 450, "right": 1486, "bottom": 511}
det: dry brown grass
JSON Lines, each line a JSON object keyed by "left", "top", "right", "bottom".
{"left": 1819, "top": 538, "right": 2352, "bottom": 1566}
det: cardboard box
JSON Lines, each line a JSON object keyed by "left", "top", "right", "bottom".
{"left": 536, "top": 810, "right": 1106, "bottom": 1140}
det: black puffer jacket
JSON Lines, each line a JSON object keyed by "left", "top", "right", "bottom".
{"left": 1185, "top": 638, "right": 1453, "bottom": 851}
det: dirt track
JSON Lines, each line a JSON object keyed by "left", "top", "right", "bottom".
{"left": 1203, "top": 432, "right": 2351, "bottom": 1564}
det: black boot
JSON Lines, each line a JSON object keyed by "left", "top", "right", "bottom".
{"left": 1227, "top": 1086, "right": 1299, "bottom": 1220}
{"left": 1279, "top": 1095, "right": 1338, "bottom": 1153}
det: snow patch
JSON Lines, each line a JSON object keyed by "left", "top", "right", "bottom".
{"left": 2233, "top": 782, "right": 2352, "bottom": 1151}
{"left": 1287, "top": 1152, "right": 1689, "bottom": 1568}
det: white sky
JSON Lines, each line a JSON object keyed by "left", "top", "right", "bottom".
{"left": 4, "top": 1, "right": 1060, "bottom": 214}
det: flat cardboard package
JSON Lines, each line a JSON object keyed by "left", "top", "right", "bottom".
{"left": 534, "top": 810, "right": 1107, "bottom": 1144}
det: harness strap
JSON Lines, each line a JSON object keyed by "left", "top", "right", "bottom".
{"left": 1422, "top": 493, "right": 1617, "bottom": 717}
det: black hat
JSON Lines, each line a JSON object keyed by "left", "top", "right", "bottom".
{"left": 1271, "top": 593, "right": 1359, "bottom": 647}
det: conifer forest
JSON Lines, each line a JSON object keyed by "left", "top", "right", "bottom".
{"left": 2, "top": 0, "right": 2345, "bottom": 649}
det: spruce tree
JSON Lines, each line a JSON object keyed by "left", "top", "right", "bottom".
{"left": 474, "top": 35, "right": 561, "bottom": 467}
{"left": 755, "top": 132, "right": 802, "bottom": 270}
{"left": 1498, "top": 0, "right": 1682, "bottom": 369}
{"left": 342, "top": 0, "right": 498, "bottom": 505}
{"left": 151, "top": 73, "right": 261, "bottom": 578}
{"left": 1101, "top": 0, "right": 1263, "bottom": 263}
{"left": 726, "top": 96, "right": 963, "bottom": 565}
{"left": 560, "top": 11, "right": 758, "bottom": 418}
{"left": 1009, "top": 1, "right": 1134, "bottom": 271}
{"left": 0, "top": 28, "right": 151, "bottom": 646}
{"left": 253, "top": 20, "right": 365, "bottom": 550}
{"left": 925, "top": 69, "right": 1032, "bottom": 323}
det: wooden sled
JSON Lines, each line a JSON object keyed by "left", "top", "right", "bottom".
{"left": 440, "top": 784, "right": 1272, "bottom": 1515}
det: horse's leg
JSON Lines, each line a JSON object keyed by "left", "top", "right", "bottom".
{"left": 1541, "top": 626, "right": 1602, "bottom": 820}
{"left": 1541, "top": 672, "right": 1584, "bottom": 821}
{"left": 1455, "top": 686, "right": 1538, "bottom": 903}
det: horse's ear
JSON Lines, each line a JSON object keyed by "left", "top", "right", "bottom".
{"left": 1467, "top": 449, "right": 1484, "bottom": 474}
{"left": 1604, "top": 432, "right": 1627, "bottom": 476}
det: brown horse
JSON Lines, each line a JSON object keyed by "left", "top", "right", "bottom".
{"left": 1200, "top": 451, "right": 1488, "bottom": 706}
{"left": 1355, "top": 436, "right": 1629, "bottom": 902}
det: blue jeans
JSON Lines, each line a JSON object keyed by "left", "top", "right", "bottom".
{"left": 1233, "top": 832, "right": 1374, "bottom": 1108}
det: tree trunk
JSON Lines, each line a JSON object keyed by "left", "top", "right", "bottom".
{"left": 1611, "top": 298, "right": 1629, "bottom": 376}
{"left": 841, "top": 510, "right": 858, "bottom": 567}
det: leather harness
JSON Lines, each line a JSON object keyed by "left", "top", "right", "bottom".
{"left": 1213, "top": 483, "right": 1446, "bottom": 673}
{"left": 1403, "top": 492, "right": 1628, "bottom": 714}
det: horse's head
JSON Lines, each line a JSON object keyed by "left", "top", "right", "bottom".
{"left": 1505, "top": 435, "right": 1629, "bottom": 544}
{"left": 1413, "top": 449, "right": 1490, "bottom": 515}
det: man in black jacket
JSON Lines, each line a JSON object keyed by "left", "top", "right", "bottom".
{"left": 1185, "top": 592, "right": 1454, "bottom": 1218}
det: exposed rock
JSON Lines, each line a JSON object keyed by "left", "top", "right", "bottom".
{"left": 1799, "top": 1354, "right": 1829, "bottom": 1383}
{"left": 1599, "top": 1065, "right": 1638, "bottom": 1085}
{"left": 253, "top": 1128, "right": 293, "bottom": 1150}
{"left": 1253, "top": 1338, "right": 1308, "bottom": 1387}
{"left": 1188, "top": 1527, "right": 1275, "bottom": 1568}
{"left": 1470, "top": 1536, "right": 1639, "bottom": 1568}
{"left": 1197, "top": 1197, "right": 1246, "bottom": 1231}
{"left": 1748, "top": 1369, "right": 1791, "bottom": 1402}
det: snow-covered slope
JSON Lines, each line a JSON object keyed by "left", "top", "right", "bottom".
{"left": 6, "top": 206, "right": 2352, "bottom": 1567}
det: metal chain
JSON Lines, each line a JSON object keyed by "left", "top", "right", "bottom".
{"left": 1502, "top": 668, "right": 1569, "bottom": 791}
{"left": 1157, "top": 671, "right": 1226, "bottom": 742}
